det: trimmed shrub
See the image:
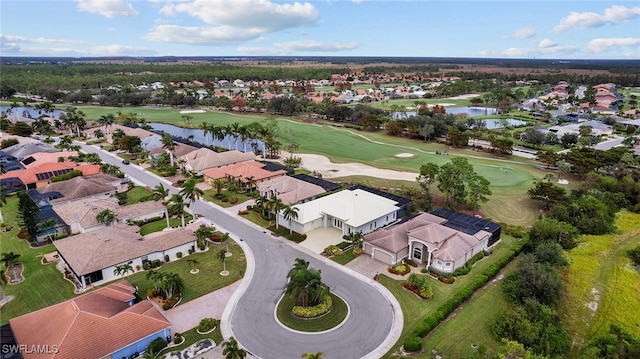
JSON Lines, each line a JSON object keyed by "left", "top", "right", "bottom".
{"left": 388, "top": 264, "right": 411, "bottom": 276}
{"left": 420, "top": 268, "right": 428, "bottom": 274}
{"left": 147, "top": 337, "right": 167, "bottom": 354}
{"left": 454, "top": 266, "right": 470, "bottom": 276}
{"left": 465, "top": 251, "right": 485, "bottom": 268}
{"left": 152, "top": 259, "right": 162, "bottom": 268}
{"left": 176, "top": 252, "right": 183, "bottom": 258}
{"left": 164, "top": 254, "right": 170, "bottom": 262}
{"left": 188, "top": 248, "right": 194, "bottom": 255}
{"left": 143, "top": 262, "right": 151, "bottom": 270}
{"left": 323, "top": 245, "right": 343, "bottom": 257}
{"left": 403, "top": 336, "right": 423, "bottom": 352}
{"left": 292, "top": 294, "right": 332, "bottom": 318}
{"left": 352, "top": 247, "right": 363, "bottom": 255}
{"left": 198, "top": 318, "right": 219, "bottom": 332}
{"left": 404, "top": 259, "right": 418, "bottom": 267}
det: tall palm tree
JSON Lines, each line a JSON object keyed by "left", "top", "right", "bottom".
{"left": 194, "top": 224, "right": 213, "bottom": 249}
{"left": 162, "top": 272, "right": 184, "bottom": 300}
{"left": 200, "top": 121, "right": 210, "bottom": 146}
{"left": 253, "top": 193, "right": 268, "bottom": 218}
{"left": 218, "top": 249, "right": 228, "bottom": 273}
{"left": 282, "top": 204, "right": 299, "bottom": 234}
{"left": 244, "top": 176, "right": 256, "bottom": 194}
{"left": 161, "top": 132, "right": 176, "bottom": 166}
{"left": 212, "top": 125, "right": 225, "bottom": 148}
{"left": 238, "top": 125, "right": 249, "bottom": 152}
{"left": 222, "top": 337, "right": 246, "bottom": 359}
{"left": 34, "top": 101, "right": 55, "bottom": 119}
{"left": 179, "top": 178, "right": 204, "bottom": 209}
{"left": 113, "top": 261, "right": 134, "bottom": 277}
{"left": 152, "top": 183, "right": 170, "bottom": 202}
{"left": 230, "top": 122, "right": 240, "bottom": 150}
{"left": 285, "top": 258, "right": 328, "bottom": 307}
{"left": 224, "top": 124, "right": 234, "bottom": 150}
{"left": 168, "top": 194, "right": 187, "bottom": 227}
{"left": 38, "top": 218, "right": 58, "bottom": 242}
{"left": 221, "top": 232, "right": 231, "bottom": 255}
{"left": 267, "top": 195, "right": 284, "bottom": 229}
{"left": 98, "top": 113, "right": 115, "bottom": 135}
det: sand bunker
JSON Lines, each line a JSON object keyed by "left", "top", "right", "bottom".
{"left": 179, "top": 110, "right": 206, "bottom": 114}
{"left": 395, "top": 153, "right": 414, "bottom": 158}
{"left": 297, "top": 153, "right": 417, "bottom": 181}
{"left": 446, "top": 94, "right": 480, "bottom": 100}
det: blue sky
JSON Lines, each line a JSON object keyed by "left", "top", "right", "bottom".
{"left": 1, "top": 0, "right": 639, "bottom": 58}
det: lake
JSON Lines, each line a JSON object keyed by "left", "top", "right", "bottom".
{"left": 393, "top": 106, "right": 498, "bottom": 119}
{"left": 481, "top": 118, "right": 528, "bottom": 129}
{"left": 148, "top": 122, "right": 264, "bottom": 152}
{"left": 0, "top": 106, "right": 66, "bottom": 119}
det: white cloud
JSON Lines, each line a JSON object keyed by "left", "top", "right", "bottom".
{"left": 169, "top": 0, "right": 318, "bottom": 31}
{"left": 586, "top": 37, "right": 640, "bottom": 53}
{"left": 538, "top": 38, "right": 557, "bottom": 48}
{"left": 92, "top": 44, "right": 157, "bottom": 55}
{"left": 146, "top": 1, "right": 319, "bottom": 46}
{"left": 238, "top": 40, "right": 359, "bottom": 55}
{"left": 503, "top": 27, "right": 536, "bottom": 39}
{"left": 1, "top": 34, "right": 83, "bottom": 45}
{"left": 76, "top": 0, "right": 139, "bottom": 18}
{"left": 552, "top": 5, "right": 640, "bottom": 32}
{"left": 143, "top": 25, "right": 263, "bottom": 45}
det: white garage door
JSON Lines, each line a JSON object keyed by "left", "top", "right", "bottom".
{"left": 373, "top": 249, "right": 393, "bottom": 265}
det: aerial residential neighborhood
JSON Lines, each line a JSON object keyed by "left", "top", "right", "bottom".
{"left": 2, "top": 2, "right": 640, "bottom": 356}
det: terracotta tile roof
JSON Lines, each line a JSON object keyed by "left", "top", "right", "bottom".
{"left": 54, "top": 224, "right": 196, "bottom": 276}
{"left": 9, "top": 281, "right": 170, "bottom": 359}
{"left": 257, "top": 176, "right": 325, "bottom": 204}
{"left": 21, "top": 151, "right": 78, "bottom": 168}
{"left": 203, "top": 161, "right": 286, "bottom": 182}
{"left": 0, "top": 162, "right": 78, "bottom": 184}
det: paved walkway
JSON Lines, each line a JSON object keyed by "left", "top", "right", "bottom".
{"left": 345, "top": 255, "right": 409, "bottom": 281}
{"left": 298, "top": 227, "right": 344, "bottom": 254}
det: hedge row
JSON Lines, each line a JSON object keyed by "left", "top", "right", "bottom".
{"left": 292, "top": 294, "right": 332, "bottom": 318}
{"left": 413, "top": 238, "right": 528, "bottom": 338}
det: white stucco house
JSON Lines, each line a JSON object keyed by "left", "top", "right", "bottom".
{"left": 54, "top": 222, "right": 201, "bottom": 290}
{"left": 277, "top": 186, "right": 409, "bottom": 236}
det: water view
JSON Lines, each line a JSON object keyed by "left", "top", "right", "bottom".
{"left": 148, "top": 122, "right": 264, "bottom": 153}
{"left": 393, "top": 106, "right": 499, "bottom": 119}
{"left": 481, "top": 118, "right": 528, "bottom": 129}
{"left": 0, "top": 106, "right": 66, "bottom": 120}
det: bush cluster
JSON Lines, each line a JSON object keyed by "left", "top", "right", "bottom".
{"left": 388, "top": 264, "right": 411, "bottom": 276}
{"left": 197, "top": 318, "right": 219, "bottom": 332}
{"left": 292, "top": 295, "right": 332, "bottom": 318}
{"left": 147, "top": 337, "right": 168, "bottom": 355}
{"left": 403, "top": 336, "right": 423, "bottom": 352}
{"left": 323, "top": 245, "right": 343, "bottom": 257}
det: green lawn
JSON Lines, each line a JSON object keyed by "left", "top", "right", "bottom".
{"left": 380, "top": 235, "right": 520, "bottom": 358}
{"left": 330, "top": 248, "right": 360, "bottom": 265}
{"left": 0, "top": 196, "right": 76, "bottom": 325}
{"left": 203, "top": 189, "right": 254, "bottom": 208}
{"left": 160, "top": 326, "right": 221, "bottom": 357}
{"left": 423, "top": 257, "right": 521, "bottom": 358}
{"left": 558, "top": 211, "right": 640, "bottom": 357}
{"left": 125, "top": 186, "right": 153, "bottom": 204}
{"left": 138, "top": 215, "right": 192, "bottom": 236}
{"left": 275, "top": 292, "right": 348, "bottom": 332}
{"left": 127, "top": 241, "right": 245, "bottom": 304}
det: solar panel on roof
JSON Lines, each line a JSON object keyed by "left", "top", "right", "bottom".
{"left": 431, "top": 208, "right": 502, "bottom": 246}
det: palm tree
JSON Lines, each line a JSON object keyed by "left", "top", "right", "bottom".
{"left": 285, "top": 258, "right": 328, "bottom": 307}
{"left": 213, "top": 178, "right": 226, "bottom": 197}
{"left": 282, "top": 204, "right": 299, "bottom": 234}
{"left": 162, "top": 272, "right": 184, "bottom": 300}
{"left": 35, "top": 101, "right": 55, "bottom": 119}
{"left": 1, "top": 252, "right": 21, "bottom": 271}
{"left": 187, "top": 258, "right": 200, "bottom": 273}
{"left": 302, "top": 352, "right": 325, "bottom": 359}
{"left": 212, "top": 125, "right": 225, "bottom": 148}
{"left": 113, "top": 261, "right": 134, "bottom": 277}
{"left": 267, "top": 195, "right": 284, "bottom": 229}
{"left": 244, "top": 176, "right": 256, "bottom": 194}
{"left": 168, "top": 194, "right": 187, "bottom": 227}
{"left": 152, "top": 183, "right": 170, "bottom": 202}
{"left": 230, "top": 122, "right": 240, "bottom": 150}
{"left": 224, "top": 124, "right": 234, "bottom": 150}
{"left": 179, "top": 178, "right": 204, "bottom": 208}
{"left": 218, "top": 249, "right": 228, "bottom": 274}
{"left": 38, "top": 218, "right": 58, "bottom": 242}
{"left": 253, "top": 193, "right": 268, "bottom": 218}
{"left": 200, "top": 121, "right": 210, "bottom": 146}
{"left": 220, "top": 232, "right": 231, "bottom": 255}
{"left": 98, "top": 113, "right": 115, "bottom": 135}
{"left": 222, "top": 337, "right": 246, "bottom": 359}
{"left": 96, "top": 209, "right": 117, "bottom": 226}
{"left": 161, "top": 132, "right": 176, "bottom": 166}
{"left": 146, "top": 270, "right": 163, "bottom": 293}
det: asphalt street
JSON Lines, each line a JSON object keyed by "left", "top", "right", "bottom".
{"left": 79, "top": 143, "right": 402, "bottom": 359}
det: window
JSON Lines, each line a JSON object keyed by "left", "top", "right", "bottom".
{"left": 436, "top": 260, "right": 443, "bottom": 265}
{"left": 445, "top": 262, "right": 451, "bottom": 267}
{"left": 412, "top": 247, "right": 422, "bottom": 261}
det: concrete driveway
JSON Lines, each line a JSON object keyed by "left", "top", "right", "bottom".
{"left": 298, "top": 227, "right": 344, "bottom": 254}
